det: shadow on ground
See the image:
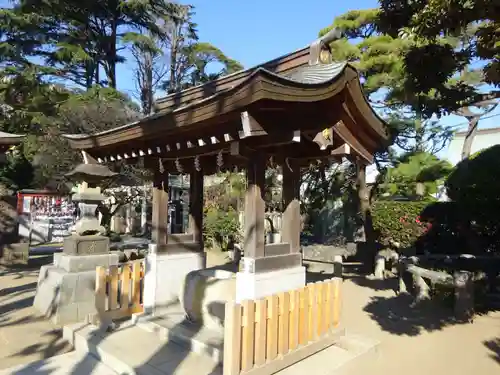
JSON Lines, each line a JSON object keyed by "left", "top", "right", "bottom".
{"left": 362, "top": 293, "right": 467, "bottom": 336}
{"left": 484, "top": 338, "right": 500, "bottom": 365}
{"left": 0, "top": 255, "right": 52, "bottom": 279}
{"left": 0, "top": 263, "right": 72, "bottom": 370}
{"left": 344, "top": 274, "right": 398, "bottom": 292}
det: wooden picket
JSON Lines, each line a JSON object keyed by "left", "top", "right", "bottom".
{"left": 223, "top": 277, "right": 343, "bottom": 375}
{"left": 91, "top": 260, "right": 145, "bottom": 323}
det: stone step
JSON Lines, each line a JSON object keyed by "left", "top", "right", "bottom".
{"left": 133, "top": 311, "right": 224, "bottom": 364}
{"left": 274, "top": 345, "right": 355, "bottom": 375}
{"left": 331, "top": 333, "right": 381, "bottom": 375}
{"left": 64, "top": 321, "right": 222, "bottom": 375}
{"left": 272, "top": 331, "right": 380, "bottom": 375}
{"left": 134, "top": 312, "right": 380, "bottom": 375}
{"left": 0, "top": 351, "right": 118, "bottom": 375}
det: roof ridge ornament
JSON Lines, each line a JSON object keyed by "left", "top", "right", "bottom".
{"left": 309, "top": 28, "right": 343, "bottom": 66}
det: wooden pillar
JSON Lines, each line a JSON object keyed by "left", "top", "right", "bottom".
{"left": 189, "top": 169, "right": 204, "bottom": 249}
{"left": 152, "top": 169, "right": 169, "bottom": 248}
{"left": 244, "top": 154, "right": 266, "bottom": 258}
{"left": 282, "top": 159, "right": 301, "bottom": 253}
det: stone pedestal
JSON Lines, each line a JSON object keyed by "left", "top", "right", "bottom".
{"left": 32, "top": 235, "right": 116, "bottom": 325}
{"left": 143, "top": 244, "right": 206, "bottom": 316}
{"left": 235, "top": 261, "right": 306, "bottom": 303}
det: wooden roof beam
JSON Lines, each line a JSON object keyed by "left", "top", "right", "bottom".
{"left": 332, "top": 121, "right": 373, "bottom": 163}
{"left": 239, "top": 111, "right": 268, "bottom": 139}
{"left": 331, "top": 143, "right": 351, "bottom": 157}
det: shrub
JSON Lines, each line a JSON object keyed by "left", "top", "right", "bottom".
{"left": 203, "top": 206, "right": 240, "bottom": 251}
{"left": 446, "top": 145, "right": 500, "bottom": 251}
{"left": 418, "top": 201, "right": 466, "bottom": 255}
{"left": 372, "top": 200, "right": 432, "bottom": 248}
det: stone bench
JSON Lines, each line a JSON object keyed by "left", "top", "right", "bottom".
{"left": 398, "top": 256, "right": 474, "bottom": 322}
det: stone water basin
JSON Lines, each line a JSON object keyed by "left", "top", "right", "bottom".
{"left": 180, "top": 267, "right": 236, "bottom": 332}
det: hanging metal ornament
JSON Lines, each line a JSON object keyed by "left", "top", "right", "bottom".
{"left": 216, "top": 151, "right": 223, "bottom": 171}
{"left": 194, "top": 155, "right": 201, "bottom": 172}
{"left": 269, "top": 155, "right": 274, "bottom": 168}
{"left": 175, "top": 158, "right": 183, "bottom": 174}
{"left": 159, "top": 158, "right": 164, "bottom": 174}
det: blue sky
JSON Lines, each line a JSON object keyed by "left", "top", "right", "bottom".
{"left": 117, "top": 0, "right": 379, "bottom": 97}
{"left": 1, "top": 0, "right": 497, "bottom": 134}
{"left": 115, "top": 0, "right": 499, "bottom": 135}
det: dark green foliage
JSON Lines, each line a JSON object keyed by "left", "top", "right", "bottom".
{"left": 379, "top": 152, "right": 452, "bottom": 198}
{"left": 0, "top": 149, "right": 34, "bottom": 191}
{"left": 372, "top": 200, "right": 432, "bottom": 248}
{"left": 378, "top": 0, "right": 500, "bottom": 116}
{"left": 445, "top": 145, "right": 500, "bottom": 252}
{"left": 418, "top": 201, "right": 465, "bottom": 255}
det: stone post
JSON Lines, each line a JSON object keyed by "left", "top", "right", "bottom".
{"left": 453, "top": 270, "right": 474, "bottom": 322}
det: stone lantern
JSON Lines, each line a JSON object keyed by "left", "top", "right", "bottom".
{"left": 64, "top": 163, "right": 117, "bottom": 253}
{"left": 33, "top": 162, "right": 121, "bottom": 325}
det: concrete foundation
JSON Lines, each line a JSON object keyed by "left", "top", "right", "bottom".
{"left": 33, "top": 253, "right": 119, "bottom": 325}
{"left": 235, "top": 265, "right": 306, "bottom": 303}
{"left": 143, "top": 245, "right": 206, "bottom": 316}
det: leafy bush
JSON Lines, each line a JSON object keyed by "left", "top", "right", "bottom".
{"left": 445, "top": 145, "right": 500, "bottom": 252}
{"left": 203, "top": 206, "right": 240, "bottom": 251}
{"left": 372, "top": 200, "right": 432, "bottom": 248}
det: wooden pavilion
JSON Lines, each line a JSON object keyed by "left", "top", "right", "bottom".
{"left": 63, "top": 29, "right": 388, "bottom": 304}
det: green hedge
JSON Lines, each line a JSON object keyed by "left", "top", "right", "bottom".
{"left": 372, "top": 200, "right": 432, "bottom": 248}
{"left": 446, "top": 145, "right": 500, "bottom": 251}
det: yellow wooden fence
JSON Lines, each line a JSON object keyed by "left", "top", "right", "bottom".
{"left": 223, "top": 277, "right": 342, "bottom": 375}
{"left": 92, "top": 260, "right": 145, "bottom": 322}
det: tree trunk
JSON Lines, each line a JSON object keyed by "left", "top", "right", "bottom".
{"left": 356, "top": 162, "right": 374, "bottom": 243}
{"left": 461, "top": 117, "right": 480, "bottom": 160}
{"left": 106, "top": 20, "right": 118, "bottom": 89}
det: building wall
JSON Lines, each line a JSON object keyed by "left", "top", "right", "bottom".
{"left": 445, "top": 128, "right": 500, "bottom": 166}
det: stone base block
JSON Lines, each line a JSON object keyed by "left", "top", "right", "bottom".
{"left": 33, "top": 266, "right": 96, "bottom": 325}
{"left": 235, "top": 265, "right": 306, "bottom": 303}
{"left": 0, "top": 243, "right": 29, "bottom": 266}
{"left": 54, "top": 253, "right": 119, "bottom": 273}
{"left": 143, "top": 246, "right": 206, "bottom": 316}
{"left": 33, "top": 253, "right": 119, "bottom": 325}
